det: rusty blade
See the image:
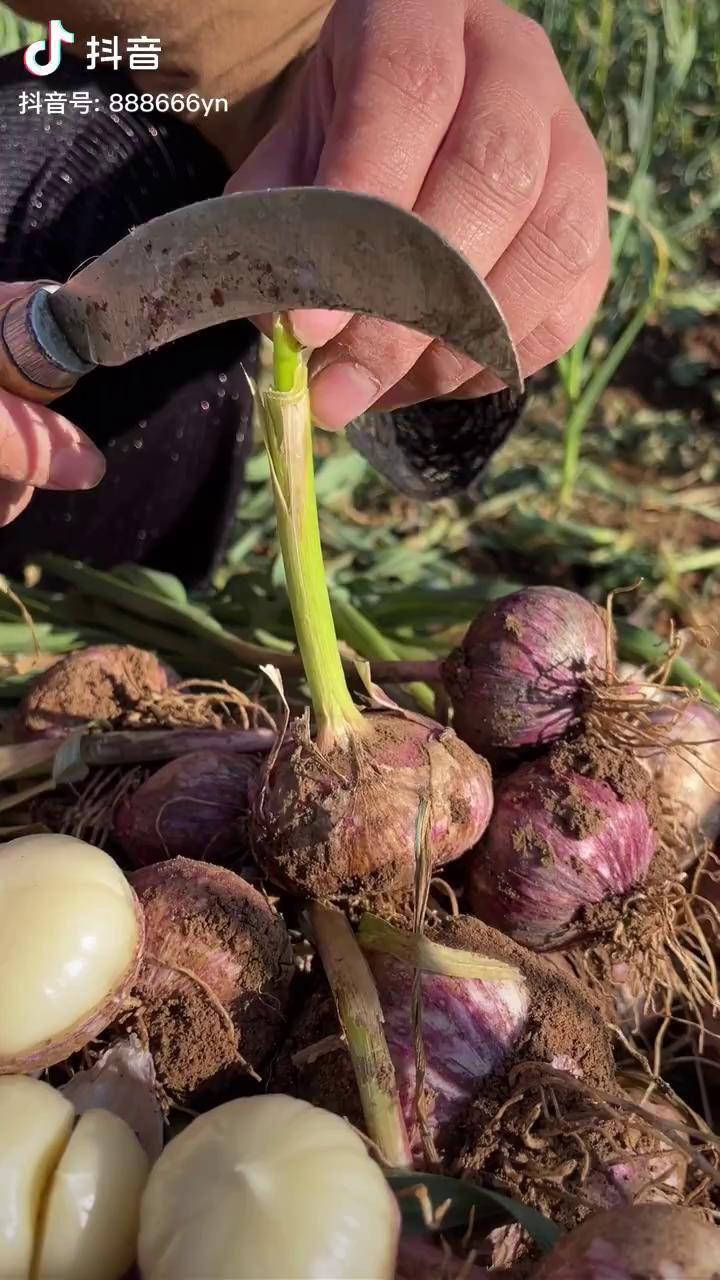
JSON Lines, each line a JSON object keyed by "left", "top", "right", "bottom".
{"left": 49, "top": 187, "right": 521, "bottom": 391}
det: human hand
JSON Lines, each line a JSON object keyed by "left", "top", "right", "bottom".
{"left": 228, "top": 0, "right": 610, "bottom": 430}
{"left": 0, "top": 283, "right": 105, "bottom": 526}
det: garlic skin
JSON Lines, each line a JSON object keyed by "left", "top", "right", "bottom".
{"left": 0, "top": 1076, "right": 74, "bottom": 1279}
{"left": 138, "top": 1094, "right": 400, "bottom": 1280}
{"left": 0, "top": 834, "right": 143, "bottom": 1072}
{"left": 443, "top": 586, "right": 607, "bottom": 758}
{"left": 61, "top": 1037, "right": 164, "bottom": 1164}
{"left": 34, "top": 1109, "right": 149, "bottom": 1280}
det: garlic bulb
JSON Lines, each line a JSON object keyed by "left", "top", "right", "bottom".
{"left": 0, "top": 1076, "right": 148, "bottom": 1280}
{"left": 138, "top": 1094, "right": 400, "bottom": 1280}
{"left": 0, "top": 834, "right": 144, "bottom": 1072}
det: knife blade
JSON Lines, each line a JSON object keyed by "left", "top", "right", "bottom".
{"left": 0, "top": 187, "right": 520, "bottom": 405}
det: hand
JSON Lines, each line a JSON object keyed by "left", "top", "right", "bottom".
{"left": 0, "top": 284, "right": 105, "bottom": 526}
{"left": 228, "top": 0, "right": 610, "bottom": 430}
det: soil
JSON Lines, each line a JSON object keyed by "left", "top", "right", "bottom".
{"left": 504, "top": 613, "right": 524, "bottom": 639}
{"left": 131, "top": 857, "right": 294, "bottom": 1099}
{"left": 613, "top": 321, "right": 720, "bottom": 422}
{"left": 548, "top": 734, "right": 664, "bottom": 849}
{"left": 441, "top": 916, "right": 614, "bottom": 1091}
{"left": 272, "top": 981, "right": 364, "bottom": 1130}
{"left": 16, "top": 644, "right": 173, "bottom": 737}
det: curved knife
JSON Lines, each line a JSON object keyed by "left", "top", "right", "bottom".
{"left": 0, "top": 186, "right": 520, "bottom": 405}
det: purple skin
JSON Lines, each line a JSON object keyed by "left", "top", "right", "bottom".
{"left": 368, "top": 951, "right": 530, "bottom": 1152}
{"left": 257, "top": 710, "right": 494, "bottom": 899}
{"left": 113, "top": 750, "right": 257, "bottom": 867}
{"left": 640, "top": 696, "right": 720, "bottom": 846}
{"left": 467, "top": 760, "right": 656, "bottom": 949}
{"left": 533, "top": 1205, "right": 720, "bottom": 1280}
{"left": 442, "top": 587, "right": 608, "bottom": 758}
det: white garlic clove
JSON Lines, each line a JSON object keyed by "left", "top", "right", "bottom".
{"left": 138, "top": 1094, "right": 400, "bottom": 1280}
{"left": 0, "top": 834, "right": 143, "bottom": 1070}
{"left": 33, "top": 1108, "right": 149, "bottom": 1280}
{"left": 61, "top": 1036, "right": 164, "bottom": 1164}
{"left": 0, "top": 1076, "right": 74, "bottom": 1280}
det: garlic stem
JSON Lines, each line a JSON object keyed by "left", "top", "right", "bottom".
{"left": 310, "top": 901, "right": 412, "bottom": 1169}
{"left": 260, "top": 314, "right": 365, "bottom": 751}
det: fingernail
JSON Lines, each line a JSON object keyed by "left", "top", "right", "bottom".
{"left": 290, "top": 310, "right": 350, "bottom": 349}
{"left": 309, "top": 362, "right": 381, "bottom": 430}
{"left": 48, "top": 445, "right": 105, "bottom": 490}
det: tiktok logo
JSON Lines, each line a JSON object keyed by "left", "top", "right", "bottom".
{"left": 23, "top": 19, "right": 75, "bottom": 76}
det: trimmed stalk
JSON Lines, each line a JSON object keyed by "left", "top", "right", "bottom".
{"left": 357, "top": 913, "right": 521, "bottom": 983}
{"left": 0, "top": 730, "right": 275, "bottom": 787}
{"left": 260, "top": 315, "right": 365, "bottom": 752}
{"left": 309, "top": 900, "right": 412, "bottom": 1169}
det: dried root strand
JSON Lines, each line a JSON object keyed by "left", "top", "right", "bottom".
{"left": 127, "top": 678, "right": 276, "bottom": 733}
{"left": 567, "top": 850, "right": 720, "bottom": 1067}
{"left": 454, "top": 1061, "right": 719, "bottom": 1231}
{"left": 50, "top": 765, "right": 146, "bottom": 848}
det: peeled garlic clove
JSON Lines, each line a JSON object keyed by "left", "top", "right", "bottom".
{"left": 0, "top": 1076, "right": 74, "bottom": 1279}
{"left": 0, "top": 834, "right": 144, "bottom": 1072}
{"left": 138, "top": 1094, "right": 399, "bottom": 1280}
{"left": 34, "top": 1108, "right": 149, "bottom": 1280}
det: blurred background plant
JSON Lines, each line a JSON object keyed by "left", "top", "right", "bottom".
{"left": 0, "top": 0, "right": 717, "bottom": 692}
{"left": 0, "top": 4, "right": 41, "bottom": 49}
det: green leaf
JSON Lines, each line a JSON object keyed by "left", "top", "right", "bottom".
{"left": 112, "top": 564, "right": 188, "bottom": 606}
{"left": 388, "top": 1171, "right": 563, "bottom": 1252}
{"left": 314, "top": 451, "right": 368, "bottom": 502}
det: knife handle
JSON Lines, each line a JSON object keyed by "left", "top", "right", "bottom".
{"left": 0, "top": 284, "right": 91, "bottom": 404}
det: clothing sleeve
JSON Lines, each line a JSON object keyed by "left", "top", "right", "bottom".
{"left": 12, "top": 0, "right": 331, "bottom": 166}
{"left": 348, "top": 391, "right": 526, "bottom": 501}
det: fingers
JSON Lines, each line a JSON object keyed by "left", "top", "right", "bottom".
{"left": 309, "top": 96, "right": 607, "bottom": 425}
{"left": 314, "top": 0, "right": 466, "bottom": 199}
{"left": 226, "top": 48, "right": 350, "bottom": 348}
{"left": 228, "top": 0, "right": 608, "bottom": 426}
{"left": 306, "top": 7, "right": 566, "bottom": 428}
{"left": 374, "top": 192, "right": 611, "bottom": 412}
{"left": 0, "top": 282, "right": 31, "bottom": 303}
{"left": 0, "top": 389, "right": 105, "bottom": 490}
{"left": 0, "top": 282, "right": 105, "bottom": 524}
{"left": 0, "top": 480, "right": 33, "bottom": 528}
{"left": 438, "top": 237, "right": 612, "bottom": 402}
{"left": 229, "top": 2, "right": 466, "bottom": 352}
{"left": 301, "top": 0, "right": 466, "bottom": 351}
{"left": 481, "top": 105, "right": 608, "bottom": 347}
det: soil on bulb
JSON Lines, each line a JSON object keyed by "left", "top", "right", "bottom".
{"left": 550, "top": 735, "right": 660, "bottom": 820}
{"left": 18, "top": 645, "right": 171, "bottom": 736}
{"left": 275, "top": 914, "right": 613, "bottom": 1155}
{"left": 133, "top": 859, "right": 293, "bottom": 1099}
{"left": 256, "top": 710, "right": 491, "bottom": 902}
